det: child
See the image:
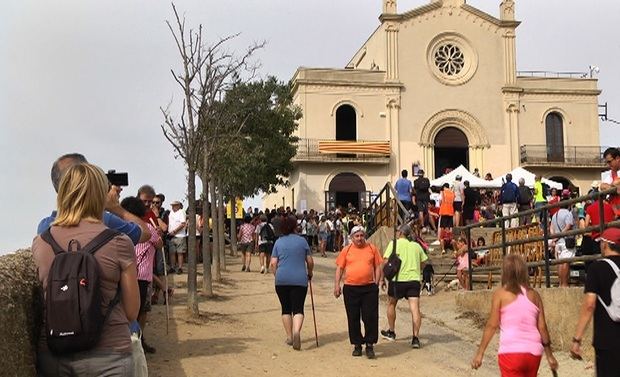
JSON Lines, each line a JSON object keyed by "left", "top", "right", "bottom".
{"left": 474, "top": 236, "right": 489, "bottom": 265}
{"left": 454, "top": 236, "right": 470, "bottom": 289}
{"left": 440, "top": 227, "right": 453, "bottom": 255}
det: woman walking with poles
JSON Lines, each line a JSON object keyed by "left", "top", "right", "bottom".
{"left": 270, "top": 216, "right": 314, "bottom": 350}
{"left": 334, "top": 225, "right": 383, "bottom": 358}
{"left": 471, "top": 254, "right": 558, "bottom": 376}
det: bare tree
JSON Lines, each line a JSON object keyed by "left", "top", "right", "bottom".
{"left": 160, "top": 3, "right": 264, "bottom": 314}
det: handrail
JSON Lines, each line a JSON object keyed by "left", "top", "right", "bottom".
{"left": 365, "top": 182, "right": 409, "bottom": 236}
{"left": 460, "top": 187, "right": 618, "bottom": 290}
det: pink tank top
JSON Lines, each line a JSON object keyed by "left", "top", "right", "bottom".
{"left": 498, "top": 287, "right": 543, "bottom": 356}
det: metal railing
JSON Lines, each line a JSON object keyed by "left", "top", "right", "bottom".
{"left": 520, "top": 145, "right": 606, "bottom": 166}
{"left": 517, "top": 70, "right": 589, "bottom": 79}
{"left": 293, "top": 138, "right": 391, "bottom": 163}
{"left": 365, "top": 182, "right": 408, "bottom": 236}
{"left": 459, "top": 187, "right": 620, "bottom": 290}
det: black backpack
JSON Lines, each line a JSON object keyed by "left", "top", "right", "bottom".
{"left": 260, "top": 223, "right": 276, "bottom": 242}
{"left": 40, "top": 228, "right": 121, "bottom": 355}
{"left": 542, "top": 182, "right": 550, "bottom": 198}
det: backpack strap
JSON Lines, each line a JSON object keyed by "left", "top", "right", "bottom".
{"left": 40, "top": 228, "right": 66, "bottom": 255}
{"left": 80, "top": 229, "right": 121, "bottom": 256}
{"left": 600, "top": 258, "right": 620, "bottom": 276}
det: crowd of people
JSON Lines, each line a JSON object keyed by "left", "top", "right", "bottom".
{"left": 27, "top": 147, "right": 620, "bottom": 377}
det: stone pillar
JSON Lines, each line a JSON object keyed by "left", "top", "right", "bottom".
{"left": 502, "top": 30, "right": 517, "bottom": 86}
{"left": 385, "top": 23, "right": 399, "bottom": 82}
{"left": 387, "top": 98, "right": 401, "bottom": 181}
{"left": 505, "top": 104, "right": 520, "bottom": 169}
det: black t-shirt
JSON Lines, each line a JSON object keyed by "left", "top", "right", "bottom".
{"left": 584, "top": 255, "right": 620, "bottom": 349}
{"left": 414, "top": 177, "right": 431, "bottom": 202}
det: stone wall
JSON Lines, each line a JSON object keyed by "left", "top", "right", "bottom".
{"left": 0, "top": 250, "right": 41, "bottom": 377}
{"left": 456, "top": 288, "right": 594, "bottom": 359}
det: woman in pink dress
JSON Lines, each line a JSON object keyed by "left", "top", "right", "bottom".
{"left": 471, "top": 254, "right": 558, "bottom": 376}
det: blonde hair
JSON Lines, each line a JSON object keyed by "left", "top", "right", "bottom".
{"left": 53, "top": 163, "right": 108, "bottom": 227}
{"left": 501, "top": 254, "right": 529, "bottom": 295}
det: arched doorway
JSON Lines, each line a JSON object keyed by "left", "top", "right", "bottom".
{"left": 434, "top": 127, "right": 469, "bottom": 178}
{"left": 546, "top": 112, "right": 564, "bottom": 162}
{"left": 325, "top": 172, "right": 367, "bottom": 212}
{"left": 548, "top": 176, "right": 576, "bottom": 193}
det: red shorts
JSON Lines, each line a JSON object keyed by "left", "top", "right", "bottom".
{"left": 498, "top": 353, "right": 542, "bottom": 377}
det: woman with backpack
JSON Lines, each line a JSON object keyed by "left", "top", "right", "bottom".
{"left": 32, "top": 163, "right": 140, "bottom": 376}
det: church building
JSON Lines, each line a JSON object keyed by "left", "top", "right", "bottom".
{"left": 266, "top": 0, "right": 604, "bottom": 211}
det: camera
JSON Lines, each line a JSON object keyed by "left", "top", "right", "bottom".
{"left": 106, "top": 170, "right": 129, "bottom": 187}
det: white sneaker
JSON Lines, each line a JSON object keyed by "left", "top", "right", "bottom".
{"left": 260, "top": 266, "right": 265, "bottom": 274}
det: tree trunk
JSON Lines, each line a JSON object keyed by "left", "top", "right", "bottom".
{"left": 201, "top": 173, "right": 213, "bottom": 296}
{"left": 210, "top": 178, "right": 221, "bottom": 282}
{"left": 186, "top": 168, "right": 199, "bottom": 315}
{"left": 217, "top": 182, "right": 226, "bottom": 271}
{"left": 230, "top": 195, "right": 238, "bottom": 257}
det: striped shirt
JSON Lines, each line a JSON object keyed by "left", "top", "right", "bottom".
{"left": 135, "top": 223, "right": 160, "bottom": 281}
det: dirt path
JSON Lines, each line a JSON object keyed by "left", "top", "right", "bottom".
{"left": 144, "top": 252, "right": 594, "bottom": 377}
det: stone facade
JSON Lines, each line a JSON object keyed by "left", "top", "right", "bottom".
{"left": 265, "top": 0, "right": 603, "bottom": 212}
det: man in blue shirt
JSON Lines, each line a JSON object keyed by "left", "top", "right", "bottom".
{"left": 37, "top": 153, "right": 149, "bottom": 244}
{"left": 395, "top": 170, "right": 413, "bottom": 219}
{"left": 499, "top": 173, "right": 520, "bottom": 229}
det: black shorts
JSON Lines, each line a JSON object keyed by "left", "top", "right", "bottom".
{"left": 439, "top": 215, "right": 453, "bottom": 228}
{"left": 387, "top": 281, "right": 421, "bottom": 299}
{"left": 259, "top": 242, "right": 273, "bottom": 256}
{"left": 401, "top": 200, "right": 413, "bottom": 211}
{"left": 453, "top": 201, "right": 463, "bottom": 212}
{"left": 417, "top": 200, "right": 429, "bottom": 214}
{"left": 275, "top": 285, "right": 308, "bottom": 315}
{"left": 153, "top": 248, "right": 164, "bottom": 276}
{"left": 138, "top": 280, "right": 150, "bottom": 314}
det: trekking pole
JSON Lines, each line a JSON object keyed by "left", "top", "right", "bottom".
{"left": 151, "top": 218, "right": 170, "bottom": 335}
{"left": 162, "top": 247, "right": 170, "bottom": 335}
{"left": 308, "top": 278, "right": 319, "bottom": 347}
{"left": 433, "top": 261, "right": 456, "bottom": 289}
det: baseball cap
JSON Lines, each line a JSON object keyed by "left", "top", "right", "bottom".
{"left": 596, "top": 227, "right": 620, "bottom": 245}
{"left": 170, "top": 200, "right": 182, "bottom": 206}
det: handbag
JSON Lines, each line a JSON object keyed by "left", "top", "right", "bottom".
{"left": 383, "top": 229, "right": 401, "bottom": 281}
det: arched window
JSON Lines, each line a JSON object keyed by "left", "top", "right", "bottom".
{"left": 335, "top": 105, "right": 356, "bottom": 141}
{"left": 545, "top": 112, "right": 564, "bottom": 162}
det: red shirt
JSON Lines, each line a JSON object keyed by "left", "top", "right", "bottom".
{"left": 143, "top": 210, "right": 159, "bottom": 229}
{"left": 548, "top": 196, "right": 560, "bottom": 217}
{"left": 586, "top": 202, "right": 616, "bottom": 238}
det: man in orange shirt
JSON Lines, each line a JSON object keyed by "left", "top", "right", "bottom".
{"left": 334, "top": 225, "right": 383, "bottom": 359}
{"left": 439, "top": 183, "right": 455, "bottom": 253}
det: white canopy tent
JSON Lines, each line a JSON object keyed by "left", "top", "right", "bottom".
{"left": 430, "top": 165, "right": 500, "bottom": 188}
{"left": 490, "top": 167, "right": 563, "bottom": 190}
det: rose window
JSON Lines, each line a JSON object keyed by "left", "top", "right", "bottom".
{"left": 434, "top": 44, "right": 465, "bottom": 76}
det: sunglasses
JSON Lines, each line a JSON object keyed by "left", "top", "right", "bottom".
{"left": 152, "top": 201, "right": 162, "bottom": 205}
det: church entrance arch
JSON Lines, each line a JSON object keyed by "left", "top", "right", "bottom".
{"left": 433, "top": 127, "right": 469, "bottom": 178}
{"left": 325, "top": 172, "right": 367, "bottom": 212}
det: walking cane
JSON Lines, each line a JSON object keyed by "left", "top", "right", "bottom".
{"left": 308, "top": 278, "right": 319, "bottom": 348}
